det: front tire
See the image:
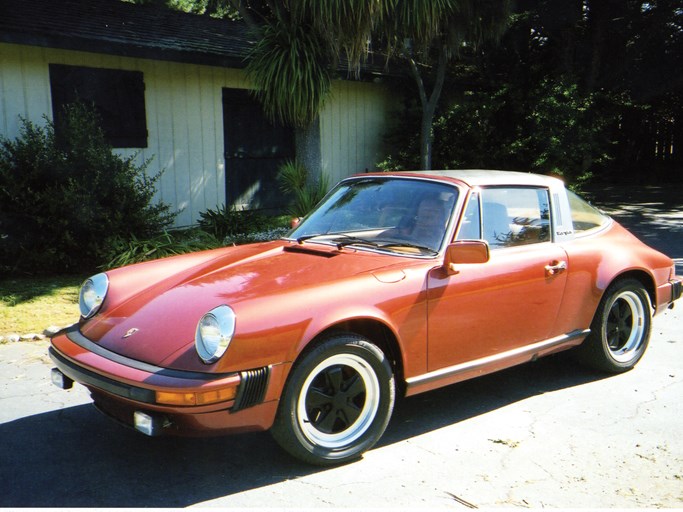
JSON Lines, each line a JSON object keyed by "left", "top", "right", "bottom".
{"left": 576, "top": 278, "right": 652, "bottom": 373}
{"left": 271, "top": 333, "right": 395, "bottom": 466}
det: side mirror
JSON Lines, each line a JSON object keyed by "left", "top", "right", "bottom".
{"left": 444, "top": 240, "right": 490, "bottom": 275}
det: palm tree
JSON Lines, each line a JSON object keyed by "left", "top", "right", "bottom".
{"left": 235, "top": 0, "right": 510, "bottom": 169}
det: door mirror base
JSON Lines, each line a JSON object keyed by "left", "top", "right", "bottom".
{"left": 444, "top": 240, "right": 490, "bottom": 275}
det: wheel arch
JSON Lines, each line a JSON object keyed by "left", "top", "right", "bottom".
{"left": 297, "top": 318, "right": 406, "bottom": 396}
{"left": 604, "top": 269, "right": 656, "bottom": 313}
{"left": 575, "top": 269, "right": 654, "bottom": 373}
{"left": 271, "top": 320, "right": 399, "bottom": 465}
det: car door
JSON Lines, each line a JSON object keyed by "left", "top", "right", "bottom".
{"left": 427, "top": 186, "right": 569, "bottom": 371}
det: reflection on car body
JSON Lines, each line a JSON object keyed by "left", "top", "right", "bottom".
{"left": 50, "top": 170, "right": 682, "bottom": 465}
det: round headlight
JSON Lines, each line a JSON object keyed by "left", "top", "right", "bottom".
{"left": 195, "top": 305, "right": 236, "bottom": 364}
{"left": 79, "top": 273, "right": 109, "bottom": 319}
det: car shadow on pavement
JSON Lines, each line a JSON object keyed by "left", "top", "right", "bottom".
{"left": 0, "top": 353, "right": 606, "bottom": 508}
{"left": 0, "top": 402, "right": 304, "bottom": 507}
{"left": 382, "top": 352, "right": 607, "bottom": 447}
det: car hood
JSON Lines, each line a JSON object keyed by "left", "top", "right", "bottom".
{"left": 80, "top": 240, "right": 410, "bottom": 368}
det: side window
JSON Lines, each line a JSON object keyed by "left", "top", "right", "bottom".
{"left": 456, "top": 192, "right": 481, "bottom": 240}
{"left": 566, "top": 189, "right": 610, "bottom": 233}
{"left": 480, "top": 187, "right": 551, "bottom": 248}
{"left": 49, "top": 64, "right": 148, "bottom": 148}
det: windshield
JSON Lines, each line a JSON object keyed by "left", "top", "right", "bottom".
{"left": 287, "top": 177, "right": 459, "bottom": 255}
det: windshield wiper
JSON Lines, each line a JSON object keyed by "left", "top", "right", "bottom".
{"left": 330, "top": 235, "right": 381, "bottom": 250}
{"left": 295, "top": 233, "right": 380, "bottom": 250}
{"left": 376, "top": 241, "right": 439, "bottom": 255}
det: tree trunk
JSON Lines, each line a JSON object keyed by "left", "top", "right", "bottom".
{"left": 419, "top": 105, "right": 435, "bottom": 170}
{"left": 408, "top": 46, "right": 448, "bottom": 170}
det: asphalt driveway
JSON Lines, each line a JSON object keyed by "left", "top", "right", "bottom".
{"left": 585, "top": 183, "right": 683, "bottom": 271}
{"left": 1, "top": 184, "right": 681, "bottom": 508}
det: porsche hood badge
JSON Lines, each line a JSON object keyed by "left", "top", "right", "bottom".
{"left": 122, "top": 328, "right": 140, "bottom": 339}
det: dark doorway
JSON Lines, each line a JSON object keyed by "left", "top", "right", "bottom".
{"left": 222, "top": 88, "right": 295, "bottom": 211}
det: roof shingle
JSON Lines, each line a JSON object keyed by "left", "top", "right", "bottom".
{"left": 0, "top": 0, "right": 253, "bottom": 67}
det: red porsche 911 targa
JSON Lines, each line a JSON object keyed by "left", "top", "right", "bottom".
{"left": 50, "top": 170, "right": 682, "bottom": 465}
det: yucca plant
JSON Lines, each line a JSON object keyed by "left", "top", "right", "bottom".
{"left": 245, "top": 20, "right": 332, "bottom": 127}
{"left": 292, "top": 0, "right": 392, "bottom": 75}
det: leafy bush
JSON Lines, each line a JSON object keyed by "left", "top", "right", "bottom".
{"left": 381, "top": 77, "right": 614, "bottom": 186}
{"left": 0, "top": 103, "right": 175, "bottom": 275}
{"left": 103, "top": 230, "right": 220, "bottom": 269}
{"left": 223, "top": 226, "right": 291, "bottom": 246}
{"left": 277, "top": 159, "right": 329, "bottom": 217}
{"left": 198, "top": 204, "right": 272, "bottom": 240}
{"left": 104, "top": 216, "right": 292, "bottom": 270}
{"left": 437, "top": 79, "right": 614, "bottom": 184}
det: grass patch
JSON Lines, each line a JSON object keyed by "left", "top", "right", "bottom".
{"left": 0, "top": 275, "right": 83, "bottom": 337}
{"left": 0, "top": 217, "right": 293, "bottom": 339}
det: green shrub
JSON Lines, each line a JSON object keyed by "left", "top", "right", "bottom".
{"left": 103, "top": 229, "right": 220, "bottom": 269}
{"left": 198, "top": 204, "right": 272, "bottom": 240}
{"left": 223, "top": 226, "right": 291, "bottom": 245}
{"left": 0, "top": 103, "right": 175, "bottom": 275}
{"left": 105, "top": 215, "right": 292, "bottom": 269}
{"left": 277, "top": 159, "right": 329, "bottom": 217}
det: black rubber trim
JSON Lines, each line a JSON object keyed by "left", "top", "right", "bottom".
{"left": 64, "top": 324, "right": 231, "bottom": 380}
{"left": 672, "top": 278, "right": 682, "bottom": 302}
{"left": 50, "top": 346, "right": 156, "bottom": 404}
{"left": 406, "top": 328, "right": 590, "bottom": 389}
{"left": 234, "top": 367, "right": 270, "bottom": 411}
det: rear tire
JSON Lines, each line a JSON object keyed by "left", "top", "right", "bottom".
{"left": 271, "top": 333, "right": 395, "bottom": 466}
{"left": 576, "top": 278, "right": 652, "bottom": 373}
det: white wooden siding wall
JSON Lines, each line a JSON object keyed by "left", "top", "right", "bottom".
{"left": 319, "top": 79, "right": 391, "bottom": 184}
{"left": 0, "top": 44, "right": 53, "bottom": 139}
{"left": 0, "top": 42, "right": 248, "bottom": 227}
{"left": 141, "top": 60, "right": 247, "bottom": 226}
{"left": 0, "top": 42, "right": 392, "bottom": 227}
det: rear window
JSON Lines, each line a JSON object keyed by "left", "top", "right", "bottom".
{"left": 567, "top": 190, "right": 610, "bottom": 234}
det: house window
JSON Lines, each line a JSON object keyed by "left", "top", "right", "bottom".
{"left": 49, "top": 64, "right": 148, "bottom": 148}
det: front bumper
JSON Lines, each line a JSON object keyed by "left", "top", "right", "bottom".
{"left": 49, "top": 325, "right": 286, "bottom": 436}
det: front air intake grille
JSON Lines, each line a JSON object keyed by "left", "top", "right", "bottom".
{"left": 233, "top": 366, "right": 270, "bottom": 411}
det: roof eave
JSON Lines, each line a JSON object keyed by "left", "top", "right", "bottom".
{"left": 0, "top": 32, "right": 248, "bottom": 69}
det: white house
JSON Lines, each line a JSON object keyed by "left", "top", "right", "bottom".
{"left": 0, "top": 0, "right": 396, "bottom": 227}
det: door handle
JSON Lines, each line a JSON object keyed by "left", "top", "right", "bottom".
{"left": 545, "top": 260, "right": 567, "bottom": 276}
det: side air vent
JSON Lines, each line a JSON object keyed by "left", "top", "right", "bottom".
{"left": 233, "top": 366, "right": 270, "bottom": 411}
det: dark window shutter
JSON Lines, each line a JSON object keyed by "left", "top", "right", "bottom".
{"left": 49, "top": 64, "right": 148, "bottom": 148}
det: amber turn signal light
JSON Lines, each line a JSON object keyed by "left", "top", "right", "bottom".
{"left": 156, "top": 386, "right": 237, "bottom": 406}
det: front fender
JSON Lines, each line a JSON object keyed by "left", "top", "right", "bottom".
{"left": 223, "top": 267, "right": 430, "bottom": 381}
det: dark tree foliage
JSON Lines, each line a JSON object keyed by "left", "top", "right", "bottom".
{"left": 125, "top": 0, "right": 236, "bottom": 18}
{"left": 382, "top": 0, "right": 683, "bottom": 183}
